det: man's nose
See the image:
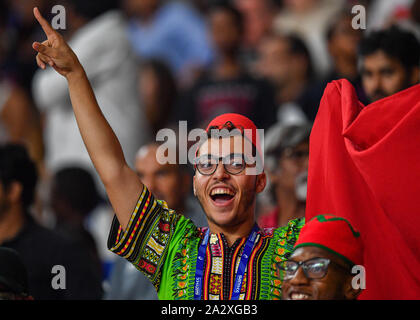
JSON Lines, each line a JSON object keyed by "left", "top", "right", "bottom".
{"left": 371, "top": 74, "right": 383, "bottom": 92}
{"left": 212, "top": 161, "right": 230, "bottom": 180}
{"left": 288, "top": 267, "right": 310, "bottom": 286}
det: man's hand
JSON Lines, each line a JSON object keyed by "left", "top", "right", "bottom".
{"left": 32, "top": 7, "right": 82, "bottom": 78}
{"left": 31, "top": 7, "right": 142, "bottom": 230}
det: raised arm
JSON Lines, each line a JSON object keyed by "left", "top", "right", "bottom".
{"left": 32, "top": 7, "right": 141, "bottom": 229}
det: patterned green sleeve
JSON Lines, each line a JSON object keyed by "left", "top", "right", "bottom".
{"left": 271, "top": 217, "right": 305, "bottom": 299}
{"left": 258, "top": 217, "right": 305, "bottom": 300}
{"left": 275, "top": 217, "right": 305, "bottom": 261}
{"left": 107, "top": 185, "right": 190, "bottom": 291}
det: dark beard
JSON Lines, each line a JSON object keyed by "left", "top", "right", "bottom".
{"left": 370, "top": 74, "right": 417, "bottom": 102}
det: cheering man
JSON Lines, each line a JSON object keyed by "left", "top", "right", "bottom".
{"left": 32, "top": 8, "right": 303, "bottom": 300}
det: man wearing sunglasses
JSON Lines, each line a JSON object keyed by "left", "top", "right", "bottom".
{"left": 281, "top": 214, "right": 363, "bottom": 300}
{"left": 32, "top": 8, "right": 303, "bottom": 300}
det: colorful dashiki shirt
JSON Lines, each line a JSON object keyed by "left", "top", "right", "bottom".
{"left": 107, "top": 186, "right": 304, "bottom": 300}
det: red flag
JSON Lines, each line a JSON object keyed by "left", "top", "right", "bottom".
{"left": 306, "top": 79, "right": 420, "bottom": 299}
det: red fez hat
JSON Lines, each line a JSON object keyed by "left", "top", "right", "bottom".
{"left": 204, "top": 113, "right": 263, "bottom": 163}
{"left": 294, "top": 214, "right": 364, "bottom": 266}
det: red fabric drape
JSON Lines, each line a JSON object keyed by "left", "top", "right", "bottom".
{"left": 306, "top": 79, "right": 420, "bottom": 299}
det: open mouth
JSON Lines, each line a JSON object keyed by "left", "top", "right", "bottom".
{"left": 209, "top": 187, "right": 236, "bottom": 206}
{"left": 289, "top": 292, "right": 311, "bottom": 300}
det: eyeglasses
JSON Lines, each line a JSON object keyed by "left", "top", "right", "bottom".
{"left": 279, "top": 257, "right": 350, "bottom": 281}
{"left": 194, "top": 153, "right": 254, "bottom": 176}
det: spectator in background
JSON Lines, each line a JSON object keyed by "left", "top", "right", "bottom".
{"left": 134, "top": 143, "right": 207, "bottom": 226}
{"left": 1, "top": 0, "right": 49, "bottom": 90}
{"left": 0, "top": 1, "right": 44, "bottom": 173}
{"left": 325, "top": 12, "right": 364, "bottom": 90}
{"left": 298, "top": 9, "right": 368, "bottom": 114}
{"left": 258, "top": 122, "right": 311, "bottom": 228}
{"left": 50, "top": 166, "right": 116, "bottom": 283}
{"left": 123, "top": 0, "right": 213, "bottom": 84}
{"left": 255, "top": 33, "right": 321, "bottom": 123}
{"left": 0, "top": 247, "right": 33, "bottom": 300}
{"left": 0, "top": 144, "right": 102, "bottom": 299}
{"left": 32, "top": 0, "right": 150, "bottom": 183}
{"left": 273, "top": 0, "right": 345, "bottom": 76}
{"left": 322, "top": 11, "right": 368, "bottom": 104}
{"left": 358, "top": 26, "right": 420, "bottom": 103}
{"left": 138, "top": 59, "right": 178, "bottom": 136}
{"left": 49, "top": 167, "right": 105, "bottom": 281}
{"left": 233, "top": 0, "right": 280, "bottom": 65}
{"left": 0, "top": 77, "right": 44, "bottom": 172}
{"left": 107, "top": 142, "right": 207, "bottom": 300}
{"left": 179, "top": 2, "right": 277, "bottom": 130}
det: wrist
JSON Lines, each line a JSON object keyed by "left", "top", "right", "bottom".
{"left": 66, "top": 64, "right": 86, "bottom": 83}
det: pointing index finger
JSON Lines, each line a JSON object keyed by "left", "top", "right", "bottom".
{"left": 33, "top": 7, "right": 56, "bottom": 38}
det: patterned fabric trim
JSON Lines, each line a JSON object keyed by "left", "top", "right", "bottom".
{"left": 107, "top": 186, "right": 180, "bottom": 291}
{"left": 171, "top": 225, "right": 202, "bottom": 300}
{"left": 267, "top": 217, "right": 305, "bottom": 299}
{"left": 246, "top": 234, "right": 265, "bottom": 300}
{"left": 228, "top": 237, "right": 246, "bottom": 300}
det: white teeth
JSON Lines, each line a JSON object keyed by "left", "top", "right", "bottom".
{"left": 210, "top": 188, "right": 235, "bottom": 196}
{"left": 290, "top": 293, "right": 309, "bottom": 300}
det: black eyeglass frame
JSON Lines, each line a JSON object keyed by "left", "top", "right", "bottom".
{"left": 193, "top": 153, "right": 255, "bottom": 176}
{"left": 279, "top": 257, "right": 351, "bottom": 281}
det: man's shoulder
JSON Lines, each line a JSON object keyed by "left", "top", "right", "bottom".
{"left": 22, "top": 217, "right": 86, "bottom": 254}
{"left": 22, "top": 217, "right": 64, "bottom": 241}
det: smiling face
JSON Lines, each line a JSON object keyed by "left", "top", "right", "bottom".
{"left": 193, "top": 135, "right": 266, "bottom": 230}
{"left": 281, "top": 246, "right": 359, "bottom": 300}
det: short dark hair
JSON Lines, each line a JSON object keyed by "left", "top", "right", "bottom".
{"left": 358, "top": 26, "right": 420, "bottom": 72}
{"left": 325, "top": 11, "right": 356, "bottom": 42}
{"left": 52, "top": 167, "right": 102, "bottom": 217}
{"left": 0, "top": 144, "right": 37, "bottom": 209}
{"left": 285, "top": 34, "right": 314, "bottom": 80}
{"left": 141, "top": 59, "right": 177, "bottom": 131}
{"left": 208, "top": 1, "right": 244, "bottom": 34}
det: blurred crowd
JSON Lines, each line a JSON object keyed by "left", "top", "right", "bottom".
{"left": 0, "top": 0, "right": 419, "bottom": 300}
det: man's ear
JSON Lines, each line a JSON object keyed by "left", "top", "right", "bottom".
{"left": 343, "top": 276, "right": 362, "bottom": 300}
{"left": 192, "top": 176, "right": 197, "bottom": 196}
{"left": 410, "top": 66, "right": 420, "bottom": 85}
{"left": 7, "top": 181, "right": 23, "bottom": 204}
{"left": 256, "top": 172, "right": 267, "bottom": 194}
